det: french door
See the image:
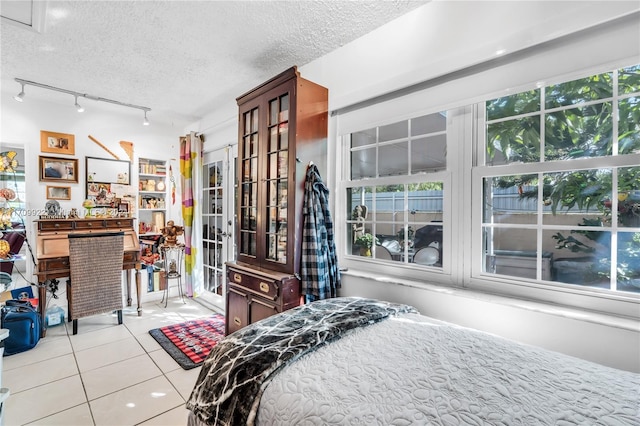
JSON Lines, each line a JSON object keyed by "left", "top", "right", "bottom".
{"left": 202, "top": 145, "right": 236, "bottom": 305}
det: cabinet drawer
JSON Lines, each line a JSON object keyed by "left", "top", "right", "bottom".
{"left": 228, "top": 270, "right": 278, "bottom": 301}
{"left": 41, "top": 257, "right": 70, "bottom": 271}
{"left": 74, "top": 220, "right": 106, "bottom": 230}
{"left": 105, "top": 219, "right": 134, "bottom": 229}
{"left": 38, "top": 221, "right": 74, "bottom": 232}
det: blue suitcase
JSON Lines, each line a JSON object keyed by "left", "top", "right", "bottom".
{"left": 1, "top": 299, "right": 41, "bottom": 355}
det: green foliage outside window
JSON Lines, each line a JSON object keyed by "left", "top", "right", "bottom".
{"left": 486, "top": 64, "right": 640, "bottom": 287}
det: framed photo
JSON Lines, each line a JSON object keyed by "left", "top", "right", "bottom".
{"left": 40, "top": 130, "right": 75, "bottom": 156}
{"left": 117, "top": 200, "right": 129, "bottom": 216}
{"left": 46, "top": 185, "right": 71, "bottom": 200}
{"left": 39, "top": 156, "right": 79, "bottom": 183}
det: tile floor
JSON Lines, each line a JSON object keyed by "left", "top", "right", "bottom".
{"left": 2, "top": 295, "right": 220, "bottom": 426}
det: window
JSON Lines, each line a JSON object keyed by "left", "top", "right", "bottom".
{"left": 477, "top": 64, "right": 640, "bottom": 295}
{"left": 344, "top": 112, "right": 448, "bottom": 269}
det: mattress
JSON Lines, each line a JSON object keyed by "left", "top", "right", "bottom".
{"left": 188, "top": 299, "right": 640, "bottom": 425}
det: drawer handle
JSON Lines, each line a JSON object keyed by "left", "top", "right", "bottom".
{"left": 116, "top": 221, "right": 122, "bottom": 226}
{"left": 259, "top": 282, "right": 269, "bottom": 293}
{"left": 54, "top": 223, "right": 60, "bottom": 228}
{"left": 233, "top": 273, "right": 242, "bottom": 283}
{"left": 87, "top": 222, "right": 93, "bottom": 227}
{"left": 233, "top": 316, "right": 241, "bottom": 326}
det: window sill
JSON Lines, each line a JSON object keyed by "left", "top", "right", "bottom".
{"left": 340, "top": 268, "right": 640, "bottom": 333}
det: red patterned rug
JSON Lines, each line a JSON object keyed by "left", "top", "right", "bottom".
{"left": 149, "top": 314, "right": 226, "bottom": 370}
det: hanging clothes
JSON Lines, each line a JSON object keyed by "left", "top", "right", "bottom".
{"left": 301, "top": 163, "right": 340, "bottom": 301}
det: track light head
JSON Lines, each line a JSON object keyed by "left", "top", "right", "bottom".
{"left": 14, "top": 83, "right": 25, "bottom": 102}
{"left": 143, "top": 110, "right": 150, "bottom": 126}
{"left": 74, "top": 96, "right": 84, "bottom": 112}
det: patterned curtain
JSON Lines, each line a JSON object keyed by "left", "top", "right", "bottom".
{"left": 180, "top": 132, "right": 204, "bottom": 297}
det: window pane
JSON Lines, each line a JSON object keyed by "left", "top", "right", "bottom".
{"left": 379, "top": 120, "right": 407, "bottom": 142}
{"left": 617, "top": 231, "right": 640, "bottom": 294}
{"left": 352, "top": 128, "right": 376, "bottom": 148}
{"left": 378, "top": 142, "right": 408, "bottom": 177}
{"left": 542, "top": 169, "right": 611, "bottom": 225}
{"left": 551, "top": 230, "right": 611, "bottom": 288}
{"left": 618, "top": 167, "right": 640, "bottom": 228}
{"left": 545, "top": 103, "right": 613, "bottom": 160}
{"left": 486, "top": 90, "right": 540, "bottom": 121}
{"left": 412, "top": 135, "right": 446, "bottom": 172}
{"left": 486, "top": 115, "right": 540, "bottom": 165}
{"left": 545, "top": 73, "right": 613, "bottom": 108}
{"left": 351, "top": 147, "right": 375, "bottom": 179}
{"left": 618, "top": 97, "right": 640, "bottom": 154}
{"left": 411, "top": 112, "right": 446, "bottom": 135}
{"left": 618, "top": 64, "right": 640, "bottom": 95}
{"left": 484, "top": 228, "right": 547, "bottom": 280}
{"left": 483, "top": 175, "right": 538, "bottom": 225}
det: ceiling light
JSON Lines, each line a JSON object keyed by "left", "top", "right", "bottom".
{"left": 13, "top": 78, "right": 151, "bottom": 125}
{"left": 14, "top": 83, "right": 25, "bottom": 102}
{"left": 74, "top": 96, "right": 84, "bottom": 112}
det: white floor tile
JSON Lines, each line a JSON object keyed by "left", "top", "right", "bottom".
{"left": 89, "top": 376, "right": 184, "bottom": 426}
{"left": 148, "top": 347, "right": 183, "bottom": 374}
{"left": 138, "top": 405, "right": 191, "bottom": 426}
{"left": 4, "top": 353, "right": 78, "bottom": 394}
{"left": 69, "top": 323, "right": 133, "bottom": 352}
{"left": 82, "top": 354, "right": 162, "bottom": 401}
{"left": 74, "top": 335, "right": 145, "bottom": 372}
{"left": 24, "top": 403, "right": 94, "bottom": 426}
{"left": 4, "top": 375, "right": 86, "bottom": 426}
{"left": 1, "top": 296, "right": 216, "bottom": 426}
{"left": 165, "top": 366, "right": 201, "bottom": 401}
{"left": 132, "top": 330, "right": 162, "bottom": 352}
{"left": 3, "top": 333, "right": 72, "bottom": 371}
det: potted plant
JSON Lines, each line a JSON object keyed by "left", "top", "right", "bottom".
{"left": 355, "top": 233, "right": 376, "bottom": 257}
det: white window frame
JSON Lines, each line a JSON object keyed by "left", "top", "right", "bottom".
{"left": 333, "top": 57, "right": 639, "bottom": 320}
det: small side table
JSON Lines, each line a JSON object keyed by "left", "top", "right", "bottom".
{"left": 160, "top": 245, "right": 186, "bottom": 308}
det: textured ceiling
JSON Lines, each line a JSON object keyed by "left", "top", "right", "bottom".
{"left": 1, "top": 0, "right": 428, "bottom": 126}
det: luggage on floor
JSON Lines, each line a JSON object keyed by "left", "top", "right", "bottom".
{"left": 1, "top": 299, "right": 41, "bottom": 355}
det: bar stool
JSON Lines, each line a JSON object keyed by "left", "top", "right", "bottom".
{"left": 160, "top": 244, "right": 185, "bottom": 308}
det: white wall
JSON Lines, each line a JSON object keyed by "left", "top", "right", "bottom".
{"left": 0, "top": 94, "right": 185, "bottom": 302}
{"left": 192, "top": 1, "right": 640, "bottom": 371}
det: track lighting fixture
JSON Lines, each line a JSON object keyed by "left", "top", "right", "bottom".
{"left": 74, "top": 95, "right": 84, "bottom": 112}
{"left": 13, "top": 78, "right": 150, "bottom": 125}
{"left": 14, "top": 82, "right": 25, "bottom": 102}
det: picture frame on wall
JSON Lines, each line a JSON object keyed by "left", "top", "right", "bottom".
{"left": 39, "top": 156, "right": 79, "bottom": 183}
{"left": 46, "top": 185, "right": 71, "bottom": 200}
{"left": 40, "top": 130, "right": 75, "bottom": 156}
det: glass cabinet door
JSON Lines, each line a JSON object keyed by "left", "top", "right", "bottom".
{"left": 239, "top": 107, "right": 259, "bottom": 259}
{"left": 265, "top": 93, "right": 289, "bottom": 265}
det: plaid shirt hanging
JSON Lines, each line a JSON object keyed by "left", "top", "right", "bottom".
{"left": 301, "top": 163, "right": 340, "bottom": 300}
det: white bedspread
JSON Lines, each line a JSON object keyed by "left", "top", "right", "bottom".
{"left": 256, "top": 313, "right": 640, "bottom": 425}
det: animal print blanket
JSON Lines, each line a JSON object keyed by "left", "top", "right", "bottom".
{"left": 186, "top": 297, "right": 417, "bottom": 426}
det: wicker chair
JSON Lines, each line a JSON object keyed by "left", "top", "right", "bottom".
{"left": 67, "top": 232, "right": 124, "bottom": 335}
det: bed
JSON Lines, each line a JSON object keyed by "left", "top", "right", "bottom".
{"left": 186, "top": 297, "right": 640, "bottom": 426}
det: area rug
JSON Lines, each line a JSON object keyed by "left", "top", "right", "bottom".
{"left": 149, "top": 314, "right": 226, "bottom": 370}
